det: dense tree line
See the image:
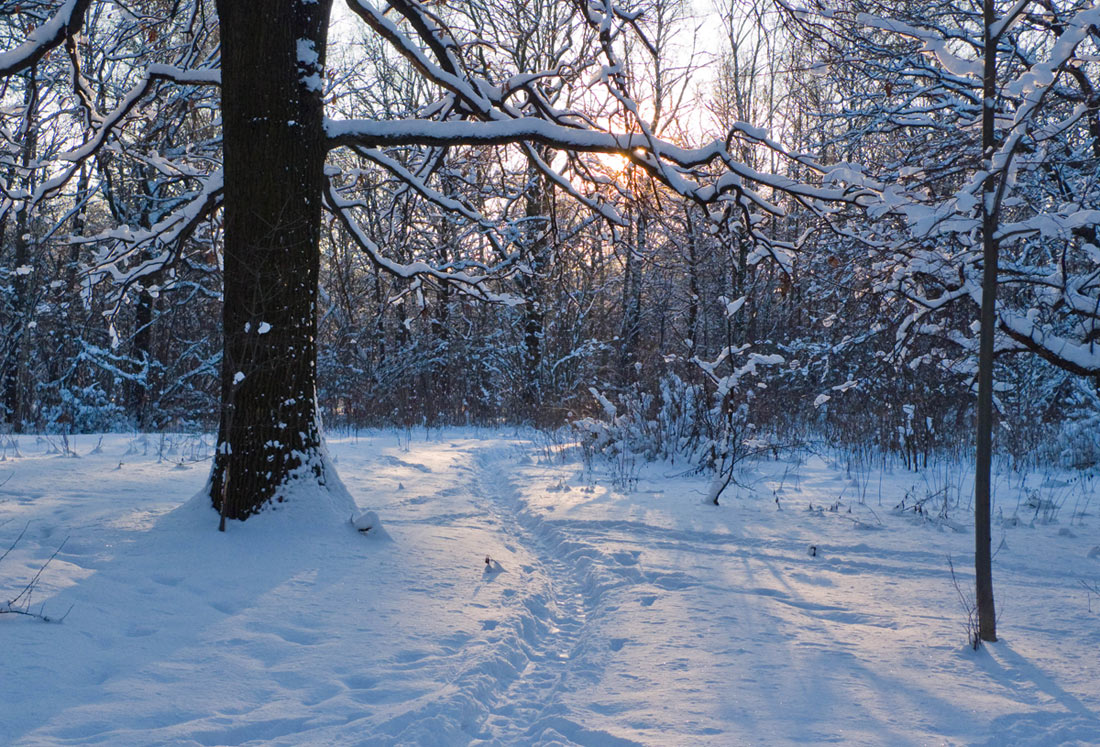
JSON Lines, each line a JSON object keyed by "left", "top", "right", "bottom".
{"left": 3, "top": 0, "right": 1100, "bottom": 483}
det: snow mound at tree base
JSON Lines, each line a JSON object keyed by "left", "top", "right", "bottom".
{"left": 171, "top": 458, "right": 368, "bottom": 535}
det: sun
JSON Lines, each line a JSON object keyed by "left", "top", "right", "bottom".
{"left": 597, "top": 152, "right": 632, "bottom": 178}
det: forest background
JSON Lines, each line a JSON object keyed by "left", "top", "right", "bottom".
{"left": 3, "top": 0, "right": 1100, "bottom": 487}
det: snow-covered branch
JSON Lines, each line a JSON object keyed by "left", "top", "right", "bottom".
{"left": 326, "top": 117, "right": 851, "bottom": 212}
{"left": 324, "top": 176, "right": 521, "bottom": 304}
{"left": 0, "top": 0, "right": 92, "bottom": 76}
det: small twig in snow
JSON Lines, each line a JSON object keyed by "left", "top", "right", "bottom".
{"left": 948, "top": 555, "right": 982, "bottom": 650}
{"left": 2, "top": 535, "right": 70, "bottom": 622}
{"left": 1081, "top": 579, "right": 1100, "bottom": 613}
{"left": 0, "top": 521, "right": 29, "bottom": 565}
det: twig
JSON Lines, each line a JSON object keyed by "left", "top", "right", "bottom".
{"left": 6, "top": 536, "right": 69, "bottom": 616}
{"left": 1082, "top": 579, "right": 1100, "bottom": 613}
{"left": 0, "top": 521, "right": 29, "bottom": 565}
{"left": 857, "top": 503, "right": 885, "bottom": 526}
{"left": 0, "top": 601, "right": 73, "bottom": 622}
{"left": 948, "top": 555, "right": 981, "bottom": 650}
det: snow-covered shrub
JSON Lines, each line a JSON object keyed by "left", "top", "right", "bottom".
{"left": 572, "top": 297, "right": 786, "bottom": 496}
{"left": 40, "top": 384, "right": 130, "bottom": 434}
{"left": 1050, "top": 413, "right": 1100, "bottom": 471}
{"left": 571, "top": 379, "right": 696, "bottom": 491}
{"left": 571, "top": 362, "right": 734, "bottom": 460}
{"left": 1019, "top": 378, "right": 1100, "bottom": 472}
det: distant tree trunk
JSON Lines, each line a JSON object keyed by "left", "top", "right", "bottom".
{"left": 519, "top": 160, "right": 550, "bottom": 411}
{"left": 430, "top": 208, "right": 453, "bottom": 417}
{"left": 66, "top": 165, "right": 90, "bottom": 292}
{"left": 430, "top": 283, "right": 451, "bottom": 421}
{"left": 2, "top": 211, "right": 30, "bottom": 431}
{"left": 728, "top": 228, "right": 749, "bottom": 346}
{"left": 619, "top": 207, "right": 644, "bottom": 380}
{"left": 684, "top": 210, "right": 700, "bottom": 357}
{"left": 2, "top": 67, "right": 38, "bottom": 432}
{"left": 130, "top": 285, "right": 156, "bottom": 429}
{"left": 974, "top": 0, "right": 998, "bottom": 643}
{"left": 210, "top": 0, "right": 334, "bottom": 520}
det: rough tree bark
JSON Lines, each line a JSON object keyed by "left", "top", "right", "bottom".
{"left": 210, "top": 0, "right": 335, "bottom": 519}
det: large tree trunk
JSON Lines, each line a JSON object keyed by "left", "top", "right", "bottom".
{"left": 211, "top": 0, "right": 334, "bottom": 520}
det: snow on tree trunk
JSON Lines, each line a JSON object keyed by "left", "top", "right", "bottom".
{"left": 210, "top": 0, "right": 334, "bottom": 520}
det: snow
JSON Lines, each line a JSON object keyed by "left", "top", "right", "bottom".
{"left": 296, "top": 38, "right": 322, "bottom": 92}
{"left": 0, "top": 0, "right": 81, "bottom": 75}
{"left": 324, "top": 118, "right": 847, "bottom": 208}
{"left": 855, "top": 13, "right": 980, "bottom": 79}
{"left": 301, "top": 73, "right": 323, "bottom": 93}
{"left": 296, "top": 39, "right": 319, "bottom": 68}
{"left": 3, "top": 431, "right": 1099, "bottom": 745}
{"left": 146, "top": 64, "right": 221, "bottom": 86}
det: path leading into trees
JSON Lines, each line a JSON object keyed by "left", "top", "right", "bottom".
{"left": 3, "top": 431, "right": 1099, "bottom": 745}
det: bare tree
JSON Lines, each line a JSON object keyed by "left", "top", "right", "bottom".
{"left": 786, "top": 0, "right": 1100, "bottom": 642}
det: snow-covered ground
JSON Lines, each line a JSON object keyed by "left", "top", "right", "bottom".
{"left": 2, "top": 430, "right": 1099, "bottom": 746}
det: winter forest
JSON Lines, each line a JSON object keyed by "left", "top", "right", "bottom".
{"left": 3, "top": 0, "right": 1100, "bottom": 745}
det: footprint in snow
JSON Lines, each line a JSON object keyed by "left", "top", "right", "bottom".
{"left": 209, "top": 600, "right": 239, "bottom": 616}
{"left": 341, "top": 674, "right": 379, "bottom": 691}
{"left": 126, "top": 625, "right": 157, "bottom": 638}
{"left": 611, "top": 550, "right": 641, "bottom": 565}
